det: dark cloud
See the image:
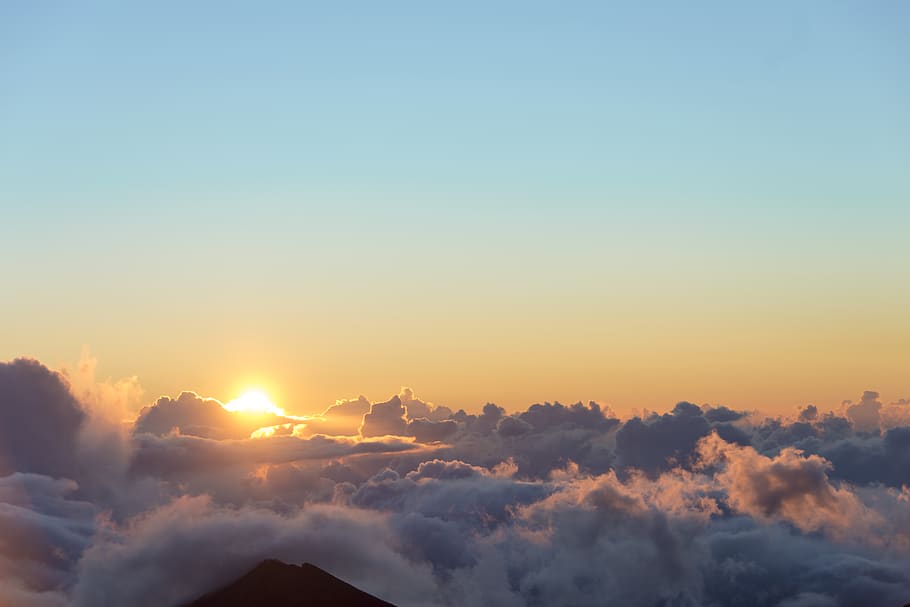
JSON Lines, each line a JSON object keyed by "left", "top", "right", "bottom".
{"left": 798, "top": 404, "right": 819, "bottom": 422}
{"left": 495, "top": 416, "right": 532, "bottom": 437}
{"left": 306, "top": 390, "right": 456, "bottom": 438}
{"left": 816, "top": 426, "right": 910, "bottom": 488}
{"left": 133, "top": 392, "right": 293, "bottom": 440}
{"left": 0, "top": 473, "right": 96, "bottom": 607}
{"left": 459, "top": 403, "right": 505, "bottom": 435}
{"left": 304, "top": 396, "right": 373, "bottom": 436}
{"left": 3, "top": 358, "right": 910, "bottom": 607}
{"left": 615, "top": 402, "right": 714, "bottom": 476}
{"left": 128, "top": 433, "right": 421, "bottom": 480}
{"left": 518, "top": 401, "right": 615, "bottom": 432}
{"left": 0, "top": 359, "right": 86, "bottom": 478}
{"left": 356, "top": 392, "right": 457, "bottom": 444}
{"left": 407, "top": 418, "right": 458, "bottom": 443}
{"left": 701, "top": 519, "right": 910, "bottom": 607}
{"left": 350, "top": 463, "right": 551, "bottom": 532}
{"left": 323, "top": 396, "right": 372, "bottom": 418}
{"left": 429, "top": 402, "right": 622, "bottom": 479}
{"left": 360, "top": 396, "right": 409, "bottom": 438}
{"left": 399, "top": 388, "right": 453, "bottom": 422}
{"left": 406, "top": 459, "right": 488, "bottom": 481}
{"left": 703, "top": 405, "right": 746, "bottom": 423}
{"left": 745, "top": 407, "right": 910, "bottom": 489}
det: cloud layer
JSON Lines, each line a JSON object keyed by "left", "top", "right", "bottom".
{"left": 2, "top": 357, "right": 910, "bottom": 606}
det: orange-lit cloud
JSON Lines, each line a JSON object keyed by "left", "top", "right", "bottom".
{"left": 2, "top": 356, "right": 910, "bottom": 606}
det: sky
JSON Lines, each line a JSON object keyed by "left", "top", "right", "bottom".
{"left": 1, "top": 1, "right": 908, "bottom": 416}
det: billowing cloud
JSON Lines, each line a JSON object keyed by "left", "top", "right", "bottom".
{"left": 70, "top": 496, "right": 440, "bottom": 607}
{"left": 845, "top": 390, "right": 883, "bottom": 434}
{"left": 696, "top": 433, "right": 877, "bottom": 536}
{"left": 134, "top": 391, "right": 293, "bottom": 440}
{"left": 2, "top": 356, "right": 910, "bottom": 606}
{"left": 360, "top": 396, "right": 409, "bottom": 438}
{"left": 407, "top": 418, "right": 458, "bottom": 443}
{"left": 614, "top": 401, "right": 748, "bottom": 477}
{"left": 302, "top": 396, "right": 373, "bottom": 436}
{"left": 356, "top": 392, "right": 457, "bottom": 444}
{"left": 399, "top": 388, "right": 453, "bottom": 422}
{"left": 0, "top": 359, "right": 86, "bottom": 479}
{"left": 0, "top": 473, "right": 96, "bottom": 607}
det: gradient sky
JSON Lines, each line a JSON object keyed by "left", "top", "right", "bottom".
{"left": 1, "top": 1, "right": 908, "bottom": 416}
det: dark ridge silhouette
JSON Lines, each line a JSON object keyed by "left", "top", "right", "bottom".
{"left": 182, "top": 559, "right": 397, "bottom": 607}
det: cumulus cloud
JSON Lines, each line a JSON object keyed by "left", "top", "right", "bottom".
{"left": 134, "top": 391, "right": 294, "bottom": 440}
{"left": 407, "top": 418, "right": 458, "bottom": 443}
{"left": 798, "top": 404, "right": 819, "bottom": 422}
{"left": 301, "top": 389, "right": 455, "bottom": 439}
{"left": 614, "top": 401, "right": 741, "bottom": 477}
{"left": 301, "top": 396, "right": 373, "bottom": 436}
{"left": 360, "top": 396, "right": 409, "bottom": 438}
{"left": 881, "top": 397, "right": 910, "bottom": 430}
{"left": 0, "top": 359, "right": 86, "bottom": 479}
{"left": 495, "top": 415, "right": 532, "bottom": 437}
{"left": 844, "top": 390, "right": 884, "bottom": 434}
{"left": 399, "top": 387, "right": 453, "bottom": 422}
{"left": 696, "top": 433, "right": 877, "bottom": 536}
{"left": 3, "top": 356, "right": 910, "bottom": 606}
{"left": 355, "top": 391, "right": 457, "bottom": 444}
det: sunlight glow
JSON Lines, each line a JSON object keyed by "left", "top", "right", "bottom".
{"left": 223, "top": 389, "right": 286, "bottom": 417}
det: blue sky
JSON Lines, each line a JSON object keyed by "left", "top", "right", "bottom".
{"left": 4, "top": 1, "right": 907, "bottom": 211}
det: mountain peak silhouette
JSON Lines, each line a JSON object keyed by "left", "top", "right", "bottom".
{"left": 183, "top": 559, "right": 396, "bottom": 607}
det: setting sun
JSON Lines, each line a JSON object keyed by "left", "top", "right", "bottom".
{"left": 223, "top": 389, "right": 286, "bottom": 417}
{"left": 3, "top": 4, "right": 909, "bottom": 606}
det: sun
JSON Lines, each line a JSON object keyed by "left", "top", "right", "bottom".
{"left": 223, "top": 389, "right": 286, "bottom": 417}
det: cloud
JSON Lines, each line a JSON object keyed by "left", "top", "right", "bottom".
{"left": 816, "top": 426, "right": 910, "bottom": 489}
{"left": 399, "top": 387, "right": 453, "bottom": 422}
{"left": 129, "top": 433, "right": 421, "bottom": 480}
{"left": 798, "top": 404, "right": 819, "bottom": 422}
{"left": 295, "top": 389, "right": 457, "bottom": 440}
{"left": 360, "top": 396, "right": 409, "bottom": 438}
{"left": 303, "top": 396, "right": 373, "bottom": 436}
{"left": 407, "top": 418, "right": 458, "bottom": 443}
{"left": 3, "top": 355, "right": 910, "bottom": 606}
{"left": 696, "top": 433, "right": 877, "bottom": 536}
{"left": 350, "top": 462, "right": 551, "bottom": 531}
{"left": 58, "top": 347, "right": 143, "bottom": 426}
{"left": 70, "top": 496, "right": 440, "bottom": 607}
{"left": 881, "top": 397, "right": 910, "bottom": 430}
{"left": 0, "top": 359, "right": 86, "bottom": 479}
{"left": 0, "top": 473, "right": 96, "bottom": 607}
{"left": 495, "top": 415, "right": 532, "bottom": 437}
{"left": 703, "top": 405, "right": 746, "bottom": 423}
{"left": 405, "top": 459, "right": 490, "bottom": 481}
{"left": 614, "top": 402, "right": 714, "bottom": 476}
{"left": 845, "top": 390, "right": 883, "bottom": 434}
{"left": 323, "top": 395, "right": 372, "bottom": 418}
{"left": 134, "top": 391, "right": 293, "bottom": 440}
{"left": 356, "top": 392, "right": 457, "bottom": 443}
{"left": 518, "top": 401, "right": 616, "bottom": 432}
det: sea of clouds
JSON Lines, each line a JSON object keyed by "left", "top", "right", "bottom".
{"left": 2, "top": 355, "right": 910, "bottom": 607}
